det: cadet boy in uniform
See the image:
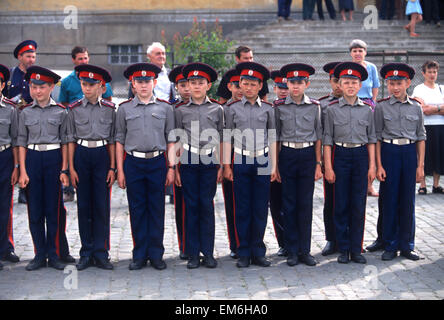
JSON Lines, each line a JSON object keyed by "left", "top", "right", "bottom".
{"left": 174, "top": 62, "right": 224, "bottom": 269}
{"left": 319, "top": 61, "right": 343, "bottom": 256}
{"left": 116, "top": 63, "right": 175, "bottom": 271}
{"left": 168, "top": 65, "right": 191, "bottom": 261}
{"left": 375, "top": 63, "right": 425, "bottom": 261}
{"left": 269, "top": 70, "right": 289, "bottom": 257}
{"left": 67, "top": 65, "right": 116, "bottom": 270}
{"left": 323, "top": 62, "right": 377, "bottom": 264}
{"left": 17, "top": 66, "right": 70, "bottom": 271}
{"left": 0, "top": 65, "right": 19, "bottom": 270}
{"left": 223, "top": 62, "right": 278, "bottom": 268}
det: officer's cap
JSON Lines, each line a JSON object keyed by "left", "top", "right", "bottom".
{"left": 236, "top": 62, "right": 270, "bottom": 82}
{"left": 0, "top": 64, "right": 10, "bottom": 83}
{"left": 182, "top": 62, "right": 218, "bottom": 83}
{"left": 280, "top": 63, "right": 315, "bottom": 81}
{"left": 124, "top": 63, "right": 161, "bottom": 81}
{"left": 168, "top": 65, "right": 187, "bottom": 84}
{"left": 25, "top": 66, "right": 61, "bottom": 85}
{"left": 270, "top": 70, "right": 288, "bottom": 89}
{"left": 333, "top": 62, "right": 368, "bottom": 82}
{"left": 323, "top": 62, "right": 342, "bottom": 77}
{"left": 14, "top": 40, "right": 37, "bottom": 59}
{"left": 75, "top": 64, "right": 112, "bottom": 85}
{"left": 380, "top": 63, "right": 415, "bottom": 80}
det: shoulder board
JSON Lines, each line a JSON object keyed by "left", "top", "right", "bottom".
{"left": 156, "top": 98, "right": 171, "bottom": 105}
{"left": 310, "top": 98, "right": 320, "bottom": 105}
{"left": 227, "top": 99, "right": 241, "bottom": 107}
{"left": 328, "top": 100, "right": 339, "bottom": 106}
{"left": 377, "top": 96, "right": 390, "bottom": 103}
{"left": 68, "top": 99, "right": 82, "bottom": 110}
{"left": 101, "top": 99, "right": 116, "bottom": 109}
{"left": 210, "top": 98, "right": 221, "bottom": 105}
{"left": 175, "top": 101, "right": 187, "bottom": 109}
{"left": 118, "top": 98, "right": 133, "bottom": 107}
{"left": 318, "top": 95, "right": 330, "bottom": 101}
{"left": 362, "top": 101, "right": 373, "bottom": 107}
{"left": 2, "top": 97, "right": 16, "bottom": 107}
{"left": 273, "top": 98, "right": 286, "bottom": 107}
{"left": 410, "top": 97, "right": 421, "bottom": 104}
{"left": 56, "top": 103, "right": 66, "bottom": 109}
{"left": 21, "top": 102, "right": 33, "bottom": 109}
{"left": 261, "top": 100, "right": 272, "bottom": 106}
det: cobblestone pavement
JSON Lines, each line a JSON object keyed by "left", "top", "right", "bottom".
{"left": 0, "top": 177, "right": 443, "bottom": 300}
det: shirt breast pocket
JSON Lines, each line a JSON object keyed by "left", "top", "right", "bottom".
{"left": 333, "top": 118, "right": 348, "bottom": 139}
{"left": 357, "top": 119, "right": 369, "bottom": 140}
{"left": 151, "top": 112, "right": 166, "bottom": 130}
{"left": 255, "top": 114, "right": 268, "bottom": 130}
{"left": 404, "top": 114, "right": 418, "bottom": 132}
{"left": 98, "top": 118, "right": 113, "bottom": 137}
{"left": 25, "top": 118, "right": 40, "bottom": 137}
{"left": 300, "top": 113, "right": 315, "bottom": 132}
{"left": 125, "top": 113, "right": 142, "bottom": 131}
{"left": 0, "top": 118, "right": 11, "bottom": 136}
{"left": 74, "top": 117, "right": 90, "bottom": 136}
{"left": 279, "top": 113, "right": 294, "bottom": 137}
{"left": 47, "top": 118, "right": 61, "bottom": 136}
{"left": 233, "top": 113, "right": 247, "bottom": 130}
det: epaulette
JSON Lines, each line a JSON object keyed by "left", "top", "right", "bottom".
{"left": 101, "top": 99, "right": 116, "bottom": 109}
{"left": 410, "top": 96, "right": 421, "bottom": 104}
{"left": 362, "top": 100, "right": 373, "bottom": 107}
{"left": 156, "top": 98, "right": 171, "bottom": 105}
{"left": 68, "top": 99, "right": 82, "bottom": 110}
{"left": 21, "top": 102, "right": 33, "bottom": 110}
{"left": 261, "top": 100, "right": 272, "bottom": 106}
{"left": 227, "top": 99, "right": 241, "bottom": 107}
{"left": 2, "top": 97, "right": 16, "bottom": 107}
{"left": 273, "top": 98, "right": 286, "bottom": 107}
{"left": 328, "top": 100, "right": 339, "bottom": 106}
{"left": 56, "top": 103, "right": 66, "bottom": 109}
{"left": 210, "top": 98, "right": 221, "bottom": 105}
{"left": 310, "top": 98, "right": 320, "bottom": 105}
{"left": 175, "top": 101, "right": 187, "bottom": 109}
{"left": 118, "top": 98, "right": 133, "bottom": 107}
{"left": 377, "top": 96, "right": 390, "bottom": 103}
{"left": 318, "top": 95, "right": 330, "bottom": 101}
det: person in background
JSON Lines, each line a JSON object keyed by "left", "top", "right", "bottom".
{"left": 421, "top": 0, "right": 440, "bottom": 28}
{"left": 277, "top": 0, "right": 293, "bottom": 22}
{"left": 316, "top": 0, "right": 336, "bottom": 20}
{"left": 404, "top": 0, "right": 423, "bottom": 37}
{"left": 339, "top": 0, "right": 354, "bottom": 21}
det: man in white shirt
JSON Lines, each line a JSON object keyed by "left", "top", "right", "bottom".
{"left": 147, "top": 42, "right": 175, "bottom": 101}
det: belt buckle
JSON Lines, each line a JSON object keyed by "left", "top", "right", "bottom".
{"left": 88, "top": 141, "right": 97, "bottom": 148}
{"left": 39, "top": 144, "right": 47, "bottom": 151}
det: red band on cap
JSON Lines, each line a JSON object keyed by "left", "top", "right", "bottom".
{"left": 329, "top": 69, "right": 335, "bottom": 75}
{"left": 273, "top": 77, "right": 286, "bottom": 84}
{"left": 175, "top": 73, "right": 185, "bottom": 83}
{"left": 18, "top": 44, "right": 35, "bottom": 56}
{"left": 385, "top": 70, "right": 409, "bottom": 79}
{"left": 286, "top": 70, "right": 310, "bottom": 79}
{"left": 187, "top": 70, "right": 211, "bottom": 82}
{"left": 78, "top": 71, "right": 105, "bottom": 85}
{"left": 30, "top": 73, "right": 54, "bottom": 83}
{"left": 229, "top": 75, "right": 240, "bottom": 83}
{"left": 133, "top": 70, "right": 156, "bottom": 79}
{"left": 339, "top": 69, "right": 362, "bottom": 80}
{"left": 240, "top": 69, "right": 264, "bottom": 81}
{"left": 0, "top": 72, "right": 4, "bottom": 81}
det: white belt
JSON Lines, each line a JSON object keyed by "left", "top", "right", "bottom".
{"left": 0, "top": 144, "right": 11, "bottom": 152}
{"left": 383, "top": 138, "right": 415, "bottom": 145}
{"left": 335, "top": 142, "right": 365, "bottom": 148}
{"left": 234, "top": 147, "right": 269, "bottom": 158}
{"left": 27, "top": 143, "right": 61, "bottom": 151}
{"left": 282, "top": 141, "right": 314, "bottom": 149}
{"left": 131, "top": 150, "right": 164, "bottom": 159}
{"left": 78, "top": 139, "right": 108, "bottom": 148}
{"left": 183, "top": 143, "right": 215, "bottom": 156}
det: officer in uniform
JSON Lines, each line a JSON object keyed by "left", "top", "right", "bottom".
{"left": 174, "top": 62, "right": 224, "bottom": 269}
{"left": 323, "top": 62, "right": 377, "bottom": 264}
{"left": 17, "top": 66, "right": 70, "bottom": 271}
{"left": 168, "top": 65, "right": 190, "bottom": 260}
{"left": 116, "top": 63, "right": 175, "bottom": 271}
{"left": 269, "top": 70, "right": 289, "bottom": 257}
{"left": 66, "top": 64, "right": 116, "bottom": 270}
{"left": 223, "top": 62, "right": 278, "bottom": 268}
{"left": 319, "top": 61, "right": 343, "bottom": 256}
{"left": 375, "top": 63, "right": 425, "bottom": 261}
{"left": 275, "top": 63, "right": 323, "bottom": 266}
{"left": 0, "top": 65, "right": 20, "bottom": 269}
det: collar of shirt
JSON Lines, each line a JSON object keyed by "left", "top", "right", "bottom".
{"left": 186, "top": 96, "right": 211, "bottom": 107}
{"left": 338, "top": 97, "right": 364, "bottom": 107}
{"left": 241, "top": 96, "right": 262, "bottom": 107}
{"left": 389, "top": 95, "right": 413, "bottom": 105}
{"left": 133, "top": 94, "right": 156, "bottom": 106}
{"left": 0, "top": 95, "right": 5, "bottom": 108}
{"left": 81, "top": 97, "right": 102, "bottom": 108}
{"left": 31, "top": 97, "right": 57, "bottom": 108}
{"left": 284, "top": 94, "right": 311, "bottom": 105}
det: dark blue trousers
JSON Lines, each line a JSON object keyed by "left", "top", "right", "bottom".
{"left": 74, "top": 145, "right": 111, "bottom": 259}
{"left": 279, "top": 146, "right": 316, "bottom": 255}
{"left": 0, "top": 148, "right": 14, "bottom": 257}
{"left": 233, "top": 153, "right": 270, "bottom": 258}
{"left": 173, "top": 184, "right": 185, "bottom": 252}
{"left": 333, "top": 145, "right": 368, "bottom": 254}
{"left": 222, "top": 178, "right": 237, "bottom": 252}
{"left": 278, "top": 0, "right": 292, "bottom": 18}
{"left": 323, "top": 177, "right": 335, "bottom": 242}
{"left": 180, "top": 150, "right": 218, "bottom": 257}
{"left": 380, "top": 142, "right": 416, "bottom": 252}
{"left": 124, "top": 153, "right": 166, "bottom": 261}
{"left": 270, "top": 181, "right": 285, "bottom": 248}
{"left": 25, "top": 149, "right": 64, "bottom": 261}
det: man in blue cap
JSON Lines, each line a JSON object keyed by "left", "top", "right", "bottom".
{"left": 66, "top": 64, "right": 116, "bottom": 270}
{"left": 17, "top": 66, "right": 70, "bottom": 271}
{"left": 375, "top": 63, "right": 426, "bottom": 261}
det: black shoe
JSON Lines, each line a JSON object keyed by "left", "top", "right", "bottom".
{"left": 229, "top": 250, "right": 238, "bottom": 259}
{"left": 236, "top": 256, "right": 250, "bottom": 268}
{"left": 48, "top": 259, "right": 66, "bottom": 270}
{"left": 382, "top": 250, "right": 397, "bottom": 261}
{"left": 129, "top": 259, "right": 147, "bottom": 270}
{"left": 18, "top": 188, "right": 27, "bottom": 204}
{"left": 76, "top": 256, "right": 93, "bottom": 271}
{"left": 299, "top": 254, "right": 317, "bottom": 266}
{"left": 400, "top": 250, "right": 420, "bottom": 261}
{"left": 251, "top": 256, "right": 271, "bottom": 267}
{"left": 337, "top": 251, "right": 350, "bottom": 264}
{"left": 321, "top": 241, "right": 337, "bottom": 256}
{"left": 94, "top": 257, "right": 114, "bottom": 270}
{"left": 432, "top": 186, "right": 444, "bottom": 194}
{"left": 2, "top": 252, "right": 20, "bottom": 263}
{"left": 26, "top": 258, "right": 47, "bottom": 271}
{"left": 179, "top": 251, "right": 189, "bottom": 260}
{"left": 201, "top": 255, "right": 217, "bottom": 268}
{"left": 277, "top": 247, "right": 288, "bottom": 257}
{"left": 350, "top": 253, "right": 367, "bottom": 264}
{"left": 150, "top": 259, "right": 167, "bottom": 270}
{"left": 286, "top": 254, "right": 299, "bottom": 266}
{"left": 61, "top": 254, "right": 76, "bottom": 264}
{"left": 187, "top": 256, "right": 200, "bottom": 269}
{"left": 366, "top": 240, "right": 384, "bottom": 252}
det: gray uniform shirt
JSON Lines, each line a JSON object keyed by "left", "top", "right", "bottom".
{"left": 0, "top": 96, "right": 19, "bottom": 147}
{"left": 174, "top": 96, "right": 224, "bottom": 149}
{"left": 374, "top": 96, "right": 426, "bottom": 141}
{"left": 17, "top": 98, "right": 69, "bottom": 147}
{"left": 319, "top": 94, "right": 340, "bottom": 131}
{"left": 66, "top": 97, "right": 116, "bottom": 144}
{"left": 275, "top": 94, "right": 322, "bottom": 143}
{"left": 115, "top": 95, "right": 175, "bottom": 153}
{"left": 224, "top": 96, "right": 276, "bottom": 152}
{"left": 323, "top": 97, "right": 377, "bottom": 146}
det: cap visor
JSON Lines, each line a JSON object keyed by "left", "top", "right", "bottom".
{"left": 133, "top": 76, "right": 154, "bottom": 81}
{"left": 79, "top": 77, "right": 101, "bottom": 84}
{"left": 30, "top": 79, "right": 48, "bottom": 85}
